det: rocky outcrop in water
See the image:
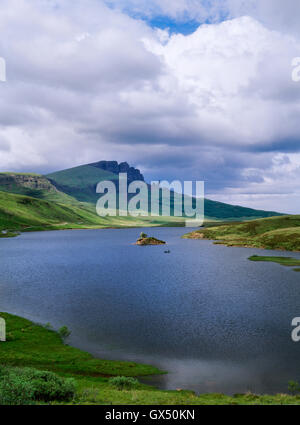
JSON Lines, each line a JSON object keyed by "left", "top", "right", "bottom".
{"left": 135, "top": 233, "right": 166, "bottom": 246}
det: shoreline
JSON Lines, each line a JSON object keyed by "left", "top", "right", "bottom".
{"left": 1, "top": 312, "right": 300, "bottom": 405}
{"left": 183, "top": 216, "right": 300, "bottom": 252}
{"left": 0, "top": 223, "right": 187, "bottom": 239}
{"left": 184, "top": 235, "right": 300, "bottom": 253}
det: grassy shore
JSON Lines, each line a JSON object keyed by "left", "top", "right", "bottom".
{"left": 249, "top": 255, "right": 300, "bottom": 272}
{"left": 184, "top": 215, "right": 300, "bottom": 251}
{"left": 0, "top": 191, "right": 186, "bottom": 237}
{"left": 1, "top": 313, "right": 300, "bottom": 405}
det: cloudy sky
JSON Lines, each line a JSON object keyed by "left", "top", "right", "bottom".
{"left": 1, "top": 0, "right": 300, "bottom": 213}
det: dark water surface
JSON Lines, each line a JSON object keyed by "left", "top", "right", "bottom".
{"left": 1, "top": 227, "right": 300, "bottom": 394}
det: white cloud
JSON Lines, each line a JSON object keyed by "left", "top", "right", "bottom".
{"left": 0, "top": 0, "right": 300, "bottom": 212}
{"left": 108, "top": 0, "right": 300, "bottom": 35}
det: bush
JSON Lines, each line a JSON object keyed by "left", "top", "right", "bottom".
{"left": 108, "top": 376, "right": 139, "bottom": 391}
{"left": 58, "top": 326, "right": 71, "bottom": 340}
{"left": 0, "top": 367, "right": 34, "bottom": 405}
{"left": 44, "top": 322, "right": 53, "bottom": 330}
{"left": 288, "top": 380, "right": 300, "bottom": 395}
{"left": 0, "top": 367, "right": 76, "bottom": 405}
{"left": 139, "top": 232, "right": 147, "bottom": 239}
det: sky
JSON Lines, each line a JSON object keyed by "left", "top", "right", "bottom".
{"left": 0, "top": 0, "right": 300, "bottom": 213}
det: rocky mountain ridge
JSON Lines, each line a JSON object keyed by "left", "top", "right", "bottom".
{"left": 89, "top": 161, "right": 144, "bottom": 182}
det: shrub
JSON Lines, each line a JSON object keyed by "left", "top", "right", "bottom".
{"left": 44, "top": 322, "right": 53, "bottom": 330}
{"left": 0, "top": 371, "right": 35, "bottom": 405}
{"left": 0, "top": 367, "right": 76, "bottom": 405}
{"left": 139, "top": 232, "right": 147, "bottom": 239}
{"left": 108, "top": 376, "right": 139, "bottom": 391}
{"left": 288, "top": 380, "right": 300, "bottom": 395}
{"left": 58, "top": 326, "right": 71, "bottom": 340}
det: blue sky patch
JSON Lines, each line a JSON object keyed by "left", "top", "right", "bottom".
{"left": 145, "top": 16, "right": 200, "bottom": 35}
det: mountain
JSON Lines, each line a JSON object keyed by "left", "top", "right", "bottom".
{"left": 0, "top": 161, "right": 282, "bottom": 230}
{"left": 46, "top": 161, "right": 281, "bottom": 221}
{"left": 46, "top": 161, "right": 144, "bottom": 204}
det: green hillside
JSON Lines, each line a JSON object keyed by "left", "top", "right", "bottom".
{"left": 203, "top": 198, "right": 280, "bottom": 221}
{"left": 0, "top": 173, "right": 79, "bottom": 205}
{"left": 46, "top": 162, "right": 281, "bottom": 221}
{"left": 0, "top": 191, "right": 186, "bottom": 236}
{"left": 46, "top": 165, "right": 119, "bottom": 203}
{"left": 0, "top": 162, "right": 282, "bottom": 228}
{"left": 184, "top": 215, "right": 300, "bottom": 251}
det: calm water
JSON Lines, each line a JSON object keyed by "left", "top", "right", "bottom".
{"left": 1, "top": 227, "right": 300, "bottom": 395}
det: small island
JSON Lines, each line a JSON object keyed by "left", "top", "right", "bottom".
{"left": 135, "top": 232, "right": 166, "bottom": 246}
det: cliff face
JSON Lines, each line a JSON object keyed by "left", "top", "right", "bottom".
{"left": 89, "top": 161, "right": 144, "bottom": 183}
{"left": 0, "top": 173, "right": 59, "bottom": 192}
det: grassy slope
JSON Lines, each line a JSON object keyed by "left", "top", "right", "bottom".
{"left": 1, "top": 313, "right": 299, "bottom": 405}
{"left": 0, "top": 313, "right": 160, "bottom": 377}
{"left": 0, "top": 191, "right": 186, "bottom": 236}
{"left": 184, "top": 215, "right": 300, "bottom": 251}
{"left": 47, "top": 165, "right": 282, "bottom": 221}
{"left": 203, "top": 198, "right": 281, "bottom": 221}
{"left": 0, "top": 172, "right": 79, "bottom": 205}
{"left": 46, "top": 165, "right": 119, "bottom": 204}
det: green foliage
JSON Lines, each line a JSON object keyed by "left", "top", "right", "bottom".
{"left": 140, "top": 232, "right": 148, "bottom": 239}
{"left": 58, "top": 326, "right": 71, "bottom": 340}
{"left": 288, "top": 381, "right": 300, "bottom": 395}
{"left": 0, "top": 366, "right": 76, "bottom": 405}
{"left": 44, "top": 322, "right": 53, "bottom": 330}
{"left": 0, "top": 366, "right": 34, "bottom": 405}
{"left": 108, "top": 376, "right": 139, "bottom": 391}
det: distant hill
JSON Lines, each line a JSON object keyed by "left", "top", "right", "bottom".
{"left": 0, "top": 172, "right": 78, "bottom": 205}
{"left": 46, "top": 163, "right": 120, "bottom": 203}
{"left": 46, "top": 161, "right": 282, "bottom": 221}
{"left": 203, "top": 198, "right": 281, "bottom": 221}
{"left": 184, "top": 215, "right": 300, "bottom": 251}
{"left": 0, "top": 161, "right": 282, "bottom": 224}
{"left": 0, "top": 191, "right": 186, "bottom": 235}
